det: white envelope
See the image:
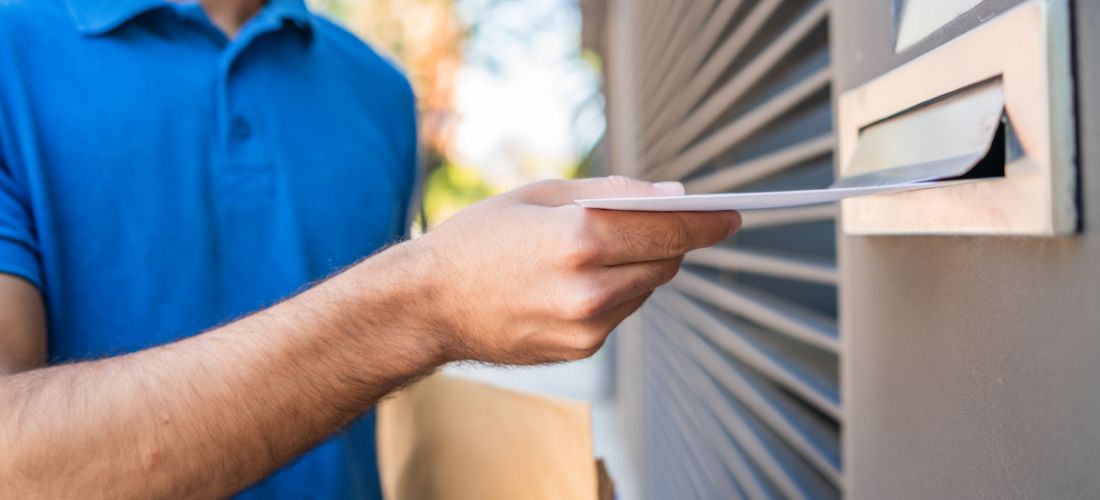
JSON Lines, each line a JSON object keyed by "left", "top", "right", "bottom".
{"left": 574, "top": 180, "right": 978, "bottom": 212}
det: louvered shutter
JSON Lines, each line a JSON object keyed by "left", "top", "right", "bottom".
{"left": 588, "top": 1, "right": 841, "bottom": 498}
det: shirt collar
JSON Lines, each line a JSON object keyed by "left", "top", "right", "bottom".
{"left": 64, "top": 0, "right": 164, "bottom": 34}
{"left": 64, "top": 0, "right": 314, "bottom": 36}
{"left": 264, "top": 0, "right": 313, "bottom": 33}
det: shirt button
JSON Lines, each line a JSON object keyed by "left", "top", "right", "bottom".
{"left": 230, "top": 117, "right": 252, "bottom": 141}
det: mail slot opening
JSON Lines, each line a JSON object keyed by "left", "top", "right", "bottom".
{"left": 832, "top": 79, "right": 1008, "bottom": 189}
{"left": 952, "top": 116, "right": 1006, "bottom": 181}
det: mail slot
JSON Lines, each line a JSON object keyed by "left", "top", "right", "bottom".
{"left": 835, "top": 0, "right": 1077, "bottom": 236}
{"left": 834, "top": 79, "right": 1008, "bottom": 189}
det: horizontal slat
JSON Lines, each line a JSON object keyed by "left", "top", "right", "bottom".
{"left": 684, "top": 246, "right": 838, "bottom": 285}
{"left": 633, "top": 0, "right": 666, "bottom": 69}
{"left": 645, "top": 0, "right": 745, "bottom": 127}
{"left": 671, "top": 269, "right": 839, "bottom": 352}
{"left": 637, "top": 1, "right": 687, "bottom": 78}
{"left": 653, "top": 290, "right": 841, "bottom": 420}
{"left": 739, "top": 204, "right": 837, "bottom": 229}
{"left": 648, "top": 66, "right": 832, "bottom": 181}
{"left": 684, "top": 134, "right": 834, "bottom": 194}
{"left": 645, "top": 0, "right": 783, "bottom": 147}
{"left": 650, "top": 315, "right": 805, "bottom": 499}
{"left": 648, "top": 312, "right": 837, "bottom": 499}
{"left": 649, "top": 422, "right": 701, "bottom": 499}
{"left": 646, "top": 1, "right": 829, "bottom": 166}
{"left": 645, "top": 330, "right": 714, "bottom": 500}
{"left": 638, "top": 0, "right": 714, "bottom": 107}
{"left": 650, "top": 298, "right": 843, "bottom": 485}
{"left": 637, "top": 3, "right": 709, "bottom": 130}
{"left": 649, "top": 402, "right": 724, "bottom": 500}
{"left": 647, "top": 355, "right": 749, "bottom": 499}
{"left": 647, "top": 336, "right": 772, "bottom": 499}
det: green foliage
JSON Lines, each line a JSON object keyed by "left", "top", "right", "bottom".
{"left": 422, "top": 162, "right": 498, "bottom": 228}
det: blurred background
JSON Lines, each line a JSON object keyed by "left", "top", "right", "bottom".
{"left": 307, "top": 0, "right": 633, "bottom": 495}
{"left": 310, "top": 0, "right": 605, "bottom": 228}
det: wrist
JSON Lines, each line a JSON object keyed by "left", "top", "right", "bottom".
{"left": 333, "top": 240, "right": 451, "bottom": 373}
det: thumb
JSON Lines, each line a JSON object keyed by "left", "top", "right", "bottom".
{"left": 521, "top": 176, "right": 685, "bottom": 206}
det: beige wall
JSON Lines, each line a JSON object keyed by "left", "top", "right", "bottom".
{"left": 838, "top": 1, "right": 1100, "bottom": 497}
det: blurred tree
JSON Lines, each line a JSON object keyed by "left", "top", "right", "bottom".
{"left": 311, "top": 0, "right": 500, "bottom": 229}
{"left": 422, "top": 162, "right": 494, "bottom": 227}
{"left": 310, "top": 0, "right": 602, "bottom": 229}
{"left": 312, "top": 0, "right": 465, "bottom": 165}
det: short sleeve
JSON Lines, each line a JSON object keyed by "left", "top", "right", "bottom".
{"left": 0, "top": 156, "right": 41, "bottom": 289}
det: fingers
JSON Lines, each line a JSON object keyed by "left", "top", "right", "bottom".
{"left": 551, "top": 261, "right": 675, "bottom": 361}
{"left": 593, "top": 257, "right": 681, "bottom": 313}
{"left": 583, "top": 209, "right": 741, "bottom": 266}
{"left": 551, "top": 258, "right": 677, "bottom": 329}
{"left": 560, "top": 292, "right": 652, "bottom": 361}
{"left": 516, "top": 175, "right": 739, "bottom": 265}
{"left": 594, "top": 291, "right": 652, "bottom": 333}
{"left": 520, "top": 176, "right": 684, "bottom": 206}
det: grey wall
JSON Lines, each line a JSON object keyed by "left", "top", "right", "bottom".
{"left": 837, "top": 1, "right": 1100, "bottom": 498}
{"left": 831, "top": 0, "right": 1028, "bottom": 90}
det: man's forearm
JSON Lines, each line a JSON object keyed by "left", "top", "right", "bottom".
{"left": 0, "top": 176, "right": 738, "bottom": 498}
{"left": 0, "top": 243, "right": 441, "bottom": 499}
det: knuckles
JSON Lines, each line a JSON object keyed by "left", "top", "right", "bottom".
{"left": 567, "top": 341, "right": 606, "bottom": 361}
{"left": 656, "top": 215, "right": 693, "bottom": 256}
{"left": 560, "top": 209, "right": 602, "bottom": 269}
{"left": 565, "top": 234, "right": 601, "bottom": 269}
{"left": 524, "top": 178, "right": 569, "bottom": 195}
{"left": 602, "top": 175, "right": 637, "bottom": 192}
{"left": 653, "top": 258, "right": 682, "bottom": 285}
{"left": 563, "top": 327, "right": 611, "bottom": 360}
{"left": 559, "top": 283, "right": 614, "bottom": 321}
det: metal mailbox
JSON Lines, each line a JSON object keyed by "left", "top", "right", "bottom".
{"left": 834, "top": 0, "right": 1077, "bottom": 235}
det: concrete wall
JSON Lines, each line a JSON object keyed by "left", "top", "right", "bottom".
{"left": 836, "top": 1, "right": 1100, "bottom": 497}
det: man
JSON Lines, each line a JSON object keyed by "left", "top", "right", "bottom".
{"left": 0, "top": 0, "right": 740, "bottom": 498}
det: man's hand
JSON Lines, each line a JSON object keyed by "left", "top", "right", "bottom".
{"left": 404, "top": 176, "right": 740, "bottom": 365}
{"left": 0, "top": 176, "right": 740, "bottom": 499}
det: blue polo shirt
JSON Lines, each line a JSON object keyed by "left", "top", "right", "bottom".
{"left": 0, "top": 0, "right": 417, "bottom": 497}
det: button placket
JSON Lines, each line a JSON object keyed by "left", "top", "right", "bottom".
{"left": 230, "top": 116, "right": 252, "bottom": 141}
{"left": 220, "top": 90, "right": 273, "bottom": 199}
{"left": 213, "top": 12, "right": 287, "bottom": 201}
